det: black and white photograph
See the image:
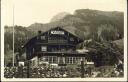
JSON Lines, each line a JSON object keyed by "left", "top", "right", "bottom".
{"left": 1, "top": 0, "right": 127, "bottom": 81}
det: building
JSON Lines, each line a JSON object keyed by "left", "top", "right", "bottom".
{"left": 23, "top": 27, "right": 90, "bottom": 67}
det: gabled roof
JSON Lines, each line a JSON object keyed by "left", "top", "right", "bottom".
{"left": 38, "top": 26, "right": 78, "bottom": 37}
{"left": 23, "top": 26, "right": 84, "bottom": 48}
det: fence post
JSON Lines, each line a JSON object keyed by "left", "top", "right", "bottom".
{"left": 21, "top": 65, "right": 23, "bottom": 78}
{"left": 88, "top": 67, "right": 92, "bottom": 77}
{"left": 18, "top": 66, "right": 21, "bottom": 77}
{"left": 18, "top": 65, "right": 23, "bottom": 78}
{"left": 81, "top": 60, "right": 84, "bottom": 78}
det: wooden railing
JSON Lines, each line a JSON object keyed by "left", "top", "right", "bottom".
{"left": 48, "top": 40, "right": 68, "bottom": 43}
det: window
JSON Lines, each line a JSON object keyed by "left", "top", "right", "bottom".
{"left": 73, "top": 57, "right": 76, "bottom": 63}
{"left": 41, "top": 46, "right": 47, "bottom": 51}
{"left": 41, "top": 56, "right": 57, "bottom": 64}
{"left": 53, "top": 56, "right": 57, "bottom": 63}
{"left": 70, "top": 37, "right": 74, "bottom": 41}
{"left": 70, "top": 57, "right": 73, "bottom": 64}
{"left": 32, "top": 48, "right": 35, "bottom": 53}
{"left": 67, "top": 57, "right": 74, "bottom": 64}
{"left": 49, "top": 57, "right": 52, "bottom": 63}
{"left": 66, "top": 57, "right": 86, "bottom": 64}
{"left": 75, "top": 57, "right": 85, "bottom": 64}
{"left": 41, "top": 36, "right": 45, "bottom": 40}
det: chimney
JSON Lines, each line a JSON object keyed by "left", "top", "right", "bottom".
{"left": 38, "top": 30, "right": 42, "bottom": 35}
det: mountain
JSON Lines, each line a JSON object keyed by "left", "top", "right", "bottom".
{"left": 27, "top": 9, "right": 124, "bottom": 41}
{"left": 50, "top": 12, "right": 70, "bottom": 22}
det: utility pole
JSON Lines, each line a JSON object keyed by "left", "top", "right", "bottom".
{"left": 12, "top": 4, "right": 15, "bottom": 67}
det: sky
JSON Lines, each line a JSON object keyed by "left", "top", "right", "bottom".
{"left": 1, "top": 0, "right": 126, "bottom": 27}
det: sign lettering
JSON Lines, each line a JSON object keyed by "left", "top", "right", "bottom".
{"left": 51, "top": 30, "right": 64, "bottom": 35}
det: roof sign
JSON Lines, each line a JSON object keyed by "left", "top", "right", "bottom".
{"left": 51, "top": 30, "right": 64, "bottom": 35}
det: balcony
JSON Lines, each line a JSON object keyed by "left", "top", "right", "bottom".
{"left": 48, "top": 40, "right": 68, "bottom": 43}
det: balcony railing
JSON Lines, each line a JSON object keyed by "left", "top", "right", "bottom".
{"left": 48, "top": 40, "right": 68, "bottom": 43}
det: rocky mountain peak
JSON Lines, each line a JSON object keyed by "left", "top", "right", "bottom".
{"left": 50, "top": 12, "right": 70, "bottom": 22}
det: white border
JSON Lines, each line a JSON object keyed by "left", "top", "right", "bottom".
{"left": 1, "top": 0, "right": 127, "bottom": 81}
{"left": 1, "top": 0, "right": 5, "bottom": 80}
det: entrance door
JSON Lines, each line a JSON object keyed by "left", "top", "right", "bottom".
{"left": 58, "top": 57, "right": 65, "bottom": 64}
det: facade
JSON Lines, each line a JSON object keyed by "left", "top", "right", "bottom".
{"left": 24, "top": 27, "right": 89, "bottom": 67}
